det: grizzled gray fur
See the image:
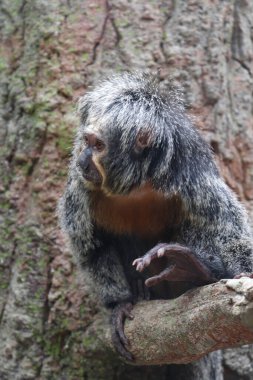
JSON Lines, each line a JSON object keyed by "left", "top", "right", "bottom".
{"left": 59, "top": 72, "right": 253, "bottom": 378}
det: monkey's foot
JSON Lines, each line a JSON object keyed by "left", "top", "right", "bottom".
{"left": 234, "top": 273, "right": 253, "bottom": 279}
{"left": 133, "top": 243, "right": 217, "bottom": 287}
{"left": 111, "top": 302, "right": 134, "bottom": 361}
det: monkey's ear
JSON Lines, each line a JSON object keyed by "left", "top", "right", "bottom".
{"left": 135, "top": 131, "right": 152, "bottom": 154}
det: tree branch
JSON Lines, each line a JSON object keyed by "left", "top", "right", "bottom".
{"left": 90, "top": 278, "right": 253, "bottom": 365}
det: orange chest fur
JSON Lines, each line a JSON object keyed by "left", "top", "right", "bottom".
{"left": 90, "top": 185, "right": 183, "bottom": 238}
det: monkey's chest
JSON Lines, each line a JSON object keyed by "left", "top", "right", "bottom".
{"left": 90, "top": 188, "right": 183, "bottom": 238}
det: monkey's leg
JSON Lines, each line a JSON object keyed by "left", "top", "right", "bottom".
{"left": 133, "top": 243, "right": 217, "bottom": 287}
{"left": 110, "top": 277, "right": 151, "bottom": 361}
{"left": 111, "top": 302, "right": 134, "bottom": 361}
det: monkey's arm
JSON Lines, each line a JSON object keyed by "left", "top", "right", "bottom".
{"left": 59, "top": 177, "right": 132, "bottom": 304}
{"left": 133, "top": 243, "right": 218, "bottom": 287}
{"left": 71, "top": 229, "right": 135, "bottom": 361}
{"left": 218, "top": 236, "right": 253, "bottom": 278}
{"left": 59, "top": 179, "right": 134, "bottom": 360}
{"left": 85, "top": 231, "right": 135, "bottom": 361}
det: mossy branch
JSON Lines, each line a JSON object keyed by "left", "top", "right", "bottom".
{"left": 89, "top": 278, "right": 253, "bottom": 365}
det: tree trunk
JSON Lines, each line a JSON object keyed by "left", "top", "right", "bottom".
{"left": 0, "top": 0, "right": 252, "bottom": 379}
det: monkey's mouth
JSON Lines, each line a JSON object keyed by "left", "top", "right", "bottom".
{"left": 81, "top": 169, "right": 103, "bottom": 186}
{"left": 77, "top": 158, "right": 103, "bottom": 186}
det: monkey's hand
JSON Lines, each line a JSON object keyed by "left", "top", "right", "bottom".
{"left": 133, "top": 243, "right": 217, "bottom": 287}
{"left": 111, "top": 302, "right": 134, "bottom": 361}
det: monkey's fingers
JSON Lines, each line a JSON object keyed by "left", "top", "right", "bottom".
{"left": 116, "top": 319, "right": 130, "bottom": 348}
{"left": 157, "top": 243, "right": 192, "bottom": 258}
{"left": 115, "top": 304, "right": 132, "bottom": 346}
{"left": 145, "top": 246, "right": 219, "bottom": 286}
{"left": 111, "top": 329, "right": 133, "bottom": 362}
{"left": 111, "top": 303, "right": 134, "bottom": 362}
{"left": 145, "top": 265, "right": 176, "bottom": 287}
{"left": 132, "top": 258, "right": 146, "bottom": 272}
{"left": 157, "top": 244, "right": 217, "bottom": 283}
{"left": 133, "top": 243, "right": 169, "bottom": 271}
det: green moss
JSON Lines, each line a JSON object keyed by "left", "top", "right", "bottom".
{"left": 114, "top": 18, "right": 130, "bottom": 28}
{"left": 0, "top": 250, "right": 9, "bottom": 262}
{"left": 42, "top": 156, "right": 49, "bottom": 169}
{"left": 82, "top": 335, "right": 95, "bottom": 349}
{"left": 44, "top": 335, "right": 62, "bottom": 359}
{"left": 82, "top": 52, "right": 89, "bottom": 61}
{"left": 67, "top": 14, "right": 77, "bottom": 23}
{"left": 0, "top": 200, "right": 11, "bottom": 210}
{"left": 0, "top": 282, "right": 9, "bottom": 289}
{"left": 0, "top": 56, "right": 8, "bottom": 72}
{"left": 57, "top": 168, "right": 68, "bottom": 177}
{"left": 79, "top": 304, "right": 88, "bottom": 319}
{"left": 38, "top": 257, "right": 48, "bottom": 269}
{"left": 56, "top": 124, "right": 74, "bottom": 157}
{"left": 14, "top": 153, "right": 29, "bottom": 164}
{"left": 57, "top": 137, "right": 72, "bottom": 156}
{"left": 58, "top": 85, "right": 73, "bottom": 98}
{"left": 27, "top": 302, "right": 43, "bottom": 315}
{"left": 23, "top": 101, "right": 47, "bottom": 115}
{"left": 61, "top": 318, "right": 71, "bottom": 329}
{"left": 19, "top": 162, "right": 32, "bottom": 176}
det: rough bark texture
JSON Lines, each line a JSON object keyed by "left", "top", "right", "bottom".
{"left": 92, "top": 278, "right": 253, "bottom": 365}
{"left": 0, "top": 0, "right": 252, "bottom": 379}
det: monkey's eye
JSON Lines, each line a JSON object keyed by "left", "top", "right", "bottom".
{"left": 134, "top": 131, "right": 151, "bottom": 154}
{"left": 95, "top": 139, "right": 105, "bottom": 152}
{"left": 83, "top": 135, "right": 89, "bottom": 145}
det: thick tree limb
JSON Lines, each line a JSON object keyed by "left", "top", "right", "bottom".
{"left": 90, "top": 278, "right": 253, "bottom": 365}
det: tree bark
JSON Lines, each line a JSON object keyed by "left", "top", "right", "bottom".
{"left": 91, "top": 278, "right": 253, "bottom": 365}
{"left": 0, "top": 0, "right": 253, "bottom": 379}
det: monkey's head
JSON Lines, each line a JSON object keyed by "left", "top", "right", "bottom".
{"left": 74, "top": 72, "right": 189, "bottom": 195}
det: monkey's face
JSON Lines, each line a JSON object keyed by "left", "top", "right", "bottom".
{"left": 76, "top": 133, "right": 106, "bottom": 188}
{"left": 76, "top": 127, "right": 156, "bottom": 195}
{"left": 76, "top": 73, "right": 175, "bottom": 194}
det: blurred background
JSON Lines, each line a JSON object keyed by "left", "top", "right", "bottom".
{"left": 0, "top": 1, "right": 253, "bottom": 379}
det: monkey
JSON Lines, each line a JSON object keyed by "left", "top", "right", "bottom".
{"left": 59, "top": 72, "right": 253, "bottom": 368}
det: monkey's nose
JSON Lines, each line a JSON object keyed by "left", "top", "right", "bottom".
{"left": 77, "top": 149, "right": 92, "bottom": 171}
{"left": 77, "top": 156, "right": 89, "bottom": 171}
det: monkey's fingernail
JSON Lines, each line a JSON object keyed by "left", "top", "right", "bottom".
{"left": 133, "top": 259, "right": 141, "bottom": 266}
{"left": 137, "top": 263, "right": 143, "bottom": 272}
{"left": 157, "top": 248, "right": 165, "bottom": 257}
